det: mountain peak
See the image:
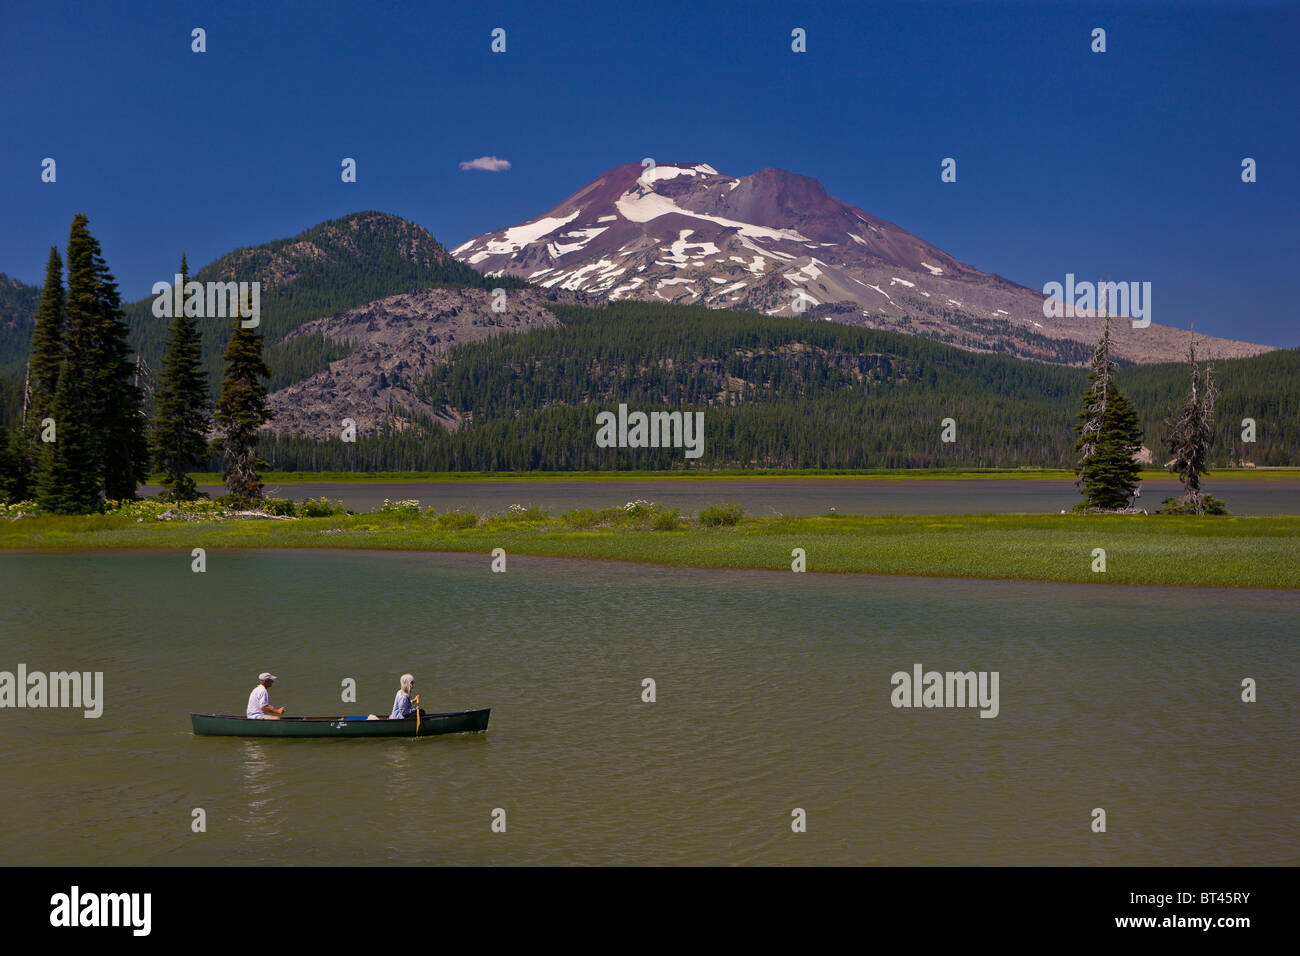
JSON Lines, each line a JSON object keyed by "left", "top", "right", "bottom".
{"left": 450, "top": 162, "right": 1272, "bottom": 364}
{"left": 450, "top": 159, "right": 982, "bottom": 311}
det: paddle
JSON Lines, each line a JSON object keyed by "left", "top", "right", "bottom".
{"left": 412, "top": 694, "right": 420, "bottom": 735}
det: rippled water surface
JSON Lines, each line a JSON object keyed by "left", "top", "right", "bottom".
{"left": 1, "top": 550, "right": 1295, "bottom": 865}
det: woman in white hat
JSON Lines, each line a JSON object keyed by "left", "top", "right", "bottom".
{"left": 389, "top": 673, "right": 419, "bottom": 720}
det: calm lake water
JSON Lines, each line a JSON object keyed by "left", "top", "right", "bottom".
{"left": 141, "top": 477, "right": 1300, "bottom": 516}
{"left": 1, "top": 550, "right": 1295, "bottom": 865}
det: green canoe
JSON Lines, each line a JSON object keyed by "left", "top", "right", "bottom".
{"left": 190, "top": 708, "right": 490, "bottom": 738}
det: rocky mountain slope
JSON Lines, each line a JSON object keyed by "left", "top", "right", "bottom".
{"left": 452, "top": 162, "right": 1271, "bottom": 365}
{"left": 266, "top": 287, "right": 562, "bottom": 439}
{"left": 127, "top": 210, "right": 528, "bottom": 387}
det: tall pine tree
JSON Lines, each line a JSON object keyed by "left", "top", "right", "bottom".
{"left": 36, "top": 357, "right": 102, "bottom": 513}
{"left": 213, "top": 315, "right": 272, "bottom": 502}
{"left": 39, "top": 219, "right": 105, "bottom": 513}
{"left": 1088, "top": 388, "right": 1144, "bottom": 510}
{"left": 10, "top": 246, "right": 68, "bottom": 501}
{"left": 28, "top": 246, "right": 65, "bottom": 425}
{"left": 1074, "top": 316, "right": 1144, "bottom": 510}
{"left": 150, "top": 255, "right": 209, "bottom": 500}
{"left": 37, "top": 215, "right": 149, "bottom": 509}
{"left": 0, "top": 427, "right": 27, "bottom": 503}
{"left": 86, "top": 229, "right": 149, "bottom": 500}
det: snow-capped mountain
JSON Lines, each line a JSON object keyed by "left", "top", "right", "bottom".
{"left": 452, "top": 162, "right": 1271, "bottom": 364}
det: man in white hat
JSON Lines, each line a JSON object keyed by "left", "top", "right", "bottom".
{"left": 247, "top": 673, "right": 285, "bottom": 720}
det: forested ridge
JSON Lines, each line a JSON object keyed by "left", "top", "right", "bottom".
{"left": 254, "top": 301, "right": 1300, "bottom": 471}
{"left": 0, "top": 213, "right": 527, "bottom": 424}
{"left": 4, "top": 259, "right": 1297, "bottom": 471}
{"left": 124, "top": 211, "right": 527, "bottom": 392}
{"left": 1120, "top": 347, "right": 1300, "bottom": 467}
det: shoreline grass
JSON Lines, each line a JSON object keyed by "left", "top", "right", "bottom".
{"left": 158, "top": 467, "right": 1300, "bottom": 485}
{"left": 3, "top": 509, "right": 1297, "bottom": 589}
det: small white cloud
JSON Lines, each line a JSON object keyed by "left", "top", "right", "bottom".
{"left": 459, "top": 156, "right": 511, "bottom": 172}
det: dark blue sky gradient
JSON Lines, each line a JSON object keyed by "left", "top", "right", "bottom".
{"left": 1, "top": 0, "right": 1295, "bottom": 345}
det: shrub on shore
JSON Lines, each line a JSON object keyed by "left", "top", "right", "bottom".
{"left": 652, "top": 507, "right": 682, "bottom": 531}
{"left": 435, "top": 511, "right": 477, "bottom": 530}
{"left": 699, "top": 503, "right": 744, "bottom": 526}
{"left": 622, "top": 499, "right": 656, "bottom": 518}
{"left": 504, "top": 503, "right": 549, "bottom": 521}
{"left": 1157, "top": 495, "right": 1229, "bottom": 515}
{"left": 561, "top": 507, "right": 599, "bottom": 529}
{"left": 105, "top": 499, "right": 232, "bottom": 521}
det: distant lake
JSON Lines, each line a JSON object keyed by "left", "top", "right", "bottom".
{"left": 140, "top": 477, "right": 1300, "bottom": 516}
{"left": 2, "top": 550, "right": 1295, "bottom": 865}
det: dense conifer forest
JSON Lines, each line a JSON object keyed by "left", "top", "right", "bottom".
{"left": 4, "top": 247, "right": 1297, "bottom": 473}
{"left": 252, "top": 302, "right": 1300, "bottom": 471}
{"left": 0, "top": 214, "right": 526, "bottom": 423}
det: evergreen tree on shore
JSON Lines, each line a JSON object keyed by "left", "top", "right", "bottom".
{"left": 1074, "top": 317, "right": 1144, "bottom": 509}
{"left": 150, "top": 255, "right": 209, "bottom": 500}
{"left": 5, "top": 247, "right": 69, "bottom": 502}
{"left": 27, "top": 246, "right": 65, "bottom": 424}
{"left": 0, "top": 426, "right": 29, "bottom": 503}
{"left": 87, "top": 233, "right": 149, "bottom": 500}
{"left": 33, "top": 215, "right": 148, "bottom": 510}
{"left": 39, "top": 219, "right": 105, "bottom": 513}
{"left": 212, "top": 315, "right": 272, "bottom": 502}
{"left": 36, "top": 357, "right": 101, "bottom": 512}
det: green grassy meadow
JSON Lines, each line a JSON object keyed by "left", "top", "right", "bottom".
{"left": 4, "top": 508, "right": 1296, "bottom": 589}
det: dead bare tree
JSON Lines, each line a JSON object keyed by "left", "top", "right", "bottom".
{"left": 21, "top": 360, "right": 31, "bottom": 426}
{"left": 1165, "top": 333, "right": 1220, "bottom": 514}
{"left": 1077, "top": 313, "right": 1112, "bottom": 463}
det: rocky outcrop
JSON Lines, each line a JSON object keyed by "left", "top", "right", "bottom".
{"left": 266, "top": 287, "right": 562, "bottom": 439}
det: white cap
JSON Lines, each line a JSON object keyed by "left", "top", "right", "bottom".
{"left": 259, "top": 672, "right": 277, "bottom": 682}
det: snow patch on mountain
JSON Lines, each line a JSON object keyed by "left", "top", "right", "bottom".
{"left": 547, "top": 226, "right": 609, "bottom": 257}
{"left": 489, "top": 211, "right": 582, "bottom": 254}
{"left": 666, "top": 229, "right": 721, "bottom": 262}
{"left": 615, "top": 188, "right": 810, "bottom": 242}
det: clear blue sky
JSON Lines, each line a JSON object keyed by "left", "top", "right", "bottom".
{"left": 1, "top": 0, "right": 1295, "bottom": 346}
